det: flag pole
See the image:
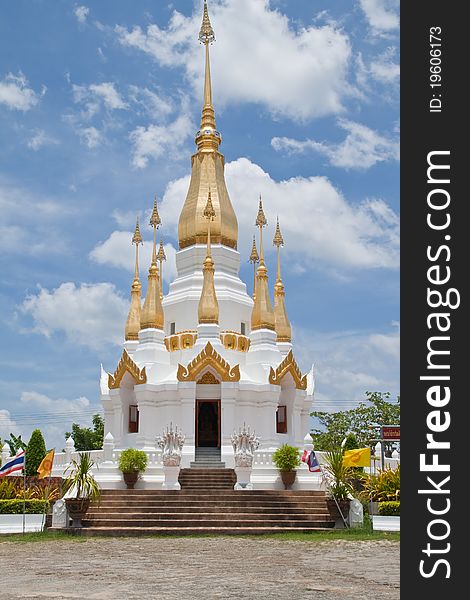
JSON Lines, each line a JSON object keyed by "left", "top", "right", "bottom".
{"left": 318, "top": 459, "right": 349, "bottom": 529}
{"left": 22, "top": 450, "right": 27, "bottom": 536}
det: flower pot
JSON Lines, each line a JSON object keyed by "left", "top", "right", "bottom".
{"left": 65, "top": 498, "right": 90, "bottom": 528}
{"left": 327, "top": 498, "right": 351, "bottom": 528}
{"left": 280, "top": 470, "right": 296, "bottom": 490}
{"left": 123, "top": 471, "right": 139, "bottom": 489}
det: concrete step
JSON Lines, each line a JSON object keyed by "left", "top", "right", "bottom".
{"left": 78, "top": 526, "right": 335, "bottom": 536}
{"left": 88, "top": 506, "right": 330, "bottom": 515}
{"left": 99, "top": 489, "right": 326, "bottom": 496}
{"left": 83, "top": 518, "right": 334, "bottom": 528}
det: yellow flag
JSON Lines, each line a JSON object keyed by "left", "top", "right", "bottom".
{"left": 343, "top": 447, "right": 370, "bottom": 467}
{"left": 37, "top": 449, "right": 55, "bottom": 479}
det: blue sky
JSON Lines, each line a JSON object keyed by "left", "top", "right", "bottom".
{"left": 0, "top": 0, "right": 399, "bottom": 448}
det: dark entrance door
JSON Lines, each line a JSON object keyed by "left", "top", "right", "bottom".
{"left": 196, "top": 400, "right": 220, "bottom": 447}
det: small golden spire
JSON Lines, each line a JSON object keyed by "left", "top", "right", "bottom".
{"left": 157, "top": 240, "right": 166, "bottom": 300}
{"left": 141, "top": 197, "right": 164, "bottom": 330}
{"left": 199, "top": 0, "right": 215, "bottom": 45}
{"left": 197, "top": 0, "right": 218, "bottom": 147}
{"left": 272, "top": 218, "right": 291, "bottom": 342}
{"left": 249, "top": 235, "right": 259, "bottom": 300}
{"left": 125, "top": 218, "right": 143, "bottom": 341}
{"left": 198, "top": 190, "right": 219, "bottom": 324}
{"left": 251, "top": 195, "right": 275, "bottom": 331}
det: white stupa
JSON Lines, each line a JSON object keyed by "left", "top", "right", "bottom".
{"left": 100, "top": 0, "right": 315, "bottom": 474}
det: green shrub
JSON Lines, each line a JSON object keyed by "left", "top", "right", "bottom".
{"left": 26, "top": 429, "right": 47, "bottom": 476}
{"left": 343, "top": 433, "right": 359, "bottom": 451}
{"left": 0, "top": 499, "right": 49, "bottom": 514}
{"left": 378, "top": 501, "right": 400, "bottom": 516}
{"left": 118, "top": 448, "right": 148, "bottom": 473}
{"left": 0, "top": 479, "right": 18, "bottom": 500}
{"left": 359, "top": 464, "right": 400, "bottom": 502}
{"left": 272, "top": 444, "right": 301, "bottom": 471}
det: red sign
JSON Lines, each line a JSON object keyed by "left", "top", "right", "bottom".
{"left": 382, "top": 426, "right": 400, "bottom": 440}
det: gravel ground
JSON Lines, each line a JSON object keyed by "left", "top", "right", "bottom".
{"left": 0, "top": 537, "right": 399, "bottom": 600}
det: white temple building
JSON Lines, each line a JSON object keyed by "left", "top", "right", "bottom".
{"left": 97, "top": 1, "right": 316, "bottom": 488}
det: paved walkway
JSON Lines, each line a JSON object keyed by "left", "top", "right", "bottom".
{"left": 0, "top": 537, "right": 399, "bottom": 599}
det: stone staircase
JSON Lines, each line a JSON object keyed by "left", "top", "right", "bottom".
{"left": 179, "top": 468, "right": 236, "bottom": 490}
{"left": 79, "top": 481, "right": 335, "bottom": 536}
{"left": 190, "top": 446, "right": 225, "bottom": 468}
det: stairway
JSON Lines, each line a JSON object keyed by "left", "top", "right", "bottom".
{"left": 179, "top": 468, "right": 236, "bottom": 490}
{"left": 78, "top": 487, "right": 336, "bottom": 536}
{"left": 190, "top": 446, "right": 225, "bottom": 468}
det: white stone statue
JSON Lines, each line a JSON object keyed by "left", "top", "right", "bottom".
{"left": 52, "top": 499, "right": 68, "bottom": 529}
{"left": 156, "top": 423, "right": 185, "bottom": 467}
{"left": 231, "top": 423, "right": 260, "bottom": 468}
{"left": 348, "top": 498, "right": 364, "bottom": 528}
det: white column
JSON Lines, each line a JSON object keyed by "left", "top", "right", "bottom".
{"left": 221, "top": 382, "right": 237, "bottom": 467}
{"left": 179, "top": 383, "right": 196, "bottom": 467}
{"left": 65, "top": 437, "right": 75, "bottom": 463}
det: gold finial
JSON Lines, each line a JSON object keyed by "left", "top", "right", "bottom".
{"left": 157, "top": 240, "right": 166, "bottom": 262}
{"left": 251, "top": 196, "right": 275, "bottom": 331}
{"left": 273, "top": 217, "right": 284, "bottom": 248}
{"left": 272, "top": 218, "right": 291, "bottom": 342}
{"left": 199, "top": 0, "right": 215, "bottom": 44}
{"left": 141, "top": 198, "right": 164, "bottom": 330}
{"left": 150, "top": 194, "right": 161, "bottom": 228}
{"left": 125, "top": 218, "right": 143, "bottom": 341}
{"left": 198, "top": 190, "right": 219, "bottom": 324}
{"left": 157, "top": 240, "right": 166, "bottom": 300}
{"left": 249, "top": 235, "right": 259, "bottom": 300}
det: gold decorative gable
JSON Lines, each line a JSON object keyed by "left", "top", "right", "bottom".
{"left": 177, "top": 342, "right": 240, "bottom": 382}
{"left": 108, "top": 350, "right": 147, "bottom": 390}
{"left": 197, "top": 371, "right": 220, "bottom": 384}
{"left": 269, "top": 350, "right": 307, "bottom": 390}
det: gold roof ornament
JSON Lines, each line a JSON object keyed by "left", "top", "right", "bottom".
{"left": 108, "top": 349, "right": 147, "bottom": 389}
{"left": 141, "top": 197, "right": 164, "bottom": 330}
{"left": 248, "top": 234, "right": 260, "bottom": 300}
{"left": 272, "top": 217, "right": 291, "bottom": 342}
{"left": 251, "top": 195, "right": 275, "bottom": 331}
{"left": 177, "top": 0, "right": 238, "bottom": 251}
{"left": 269, "top": 350, "right": 307, "bottom": 390}
{"left": 198, "top": 190, "right": 219, "bottom": 324}
{"left": 125, "top": 218, "right": 143, "bottom": 341}
{"left": 177, "top": 341, "right": 240, "bottom": 382}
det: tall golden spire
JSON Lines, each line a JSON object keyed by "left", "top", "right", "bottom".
{"left": 251, "top": 196, "right": 275, "bottom": 331}
{"left": 125, "top": 218, "right": 143, "bottom": 341}
{"left": 178, "top": 0, "right": 238, "bottom": 250}
{"left": 156, "top": 240, "right": 166, "bottom": 300}
{"left": 141, "top": 196, "right": 164, "bottom": 330}
{"left": 198, "top": 190, "right": 219, "bottom": 324}
{"left": 272, "top": 218, "right": 292, "bottom": 342}
{"left": 249, "top": 235, "right": 259, "bottom": 300}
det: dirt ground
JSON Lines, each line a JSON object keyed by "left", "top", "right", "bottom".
{"left": 0, "top": 537, "right": 399, "bottom": 600}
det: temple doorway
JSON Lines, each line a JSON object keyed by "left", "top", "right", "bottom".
{"left": 196, "top": 399, "right": 220, "bottom": 448}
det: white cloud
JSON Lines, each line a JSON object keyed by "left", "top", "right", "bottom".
{"left": 128, "top": 85, "right": 173, "bottom": 119}
{"left": 0, "top": 72, "right": 44, "bottom": 111}
{"left": 129, "top": 111, "right": 193, "bottom": 168}
{"left": 0, "top": 409, "right": 20, "bottom": 440}
{"left": 21, "top": 282, "right": 128, "bottom": 350}
{"left": 369, "top": 47, "right": 400, "bottom": 84}
{"left": 272, "top": 119, "right": 399, "bottom": 169}
{"left": 160, "top": 157, "right": 399, "bottom": 270}
{"left": 295, "top": 322, "right": 400, "bottom": 411}
{"left": 359, "top": 0, "right": 399, "bottom": 32}
{"left": 27, "top": 129, "right": 58, "bottom": 151}
{"left": 77, "top": 126, "right": 103, "bottom": 148}
{"left": 116, "top": 0, "right": 352, "bottom": 120}
{"left": 90, "top": 231, "right": 177, "bottom": 284}
{"left": 73, "top": 81, "right": 127, "bottom": 116}
{"left": 74, "top": 5, "right": 89, "bottom": 25}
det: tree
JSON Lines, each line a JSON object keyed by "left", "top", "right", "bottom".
{"left": 310, "top": 391, "right": 400, "bottom": 451}
{"left": 4, "top": 433, "right": 27, "bottom": 456}
{"left": 26, "top": 429, "right": 47, "bottom": 476}
{"left": 65, "top": 414, "right": 104, "bottom": 451}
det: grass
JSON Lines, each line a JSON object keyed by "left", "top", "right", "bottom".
{"left": 0, "top": 531, "right": 86, "bottom": 543}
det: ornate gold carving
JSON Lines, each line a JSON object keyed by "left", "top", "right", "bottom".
{"left": 251, "top": 195, "right": 275, "bottom": 331}
{"left": 197, "top": 371, "right": 219, "bottom": 384}
{"left": 108, "top": 350, "right": 147, "bottom": 390}
{"left": 164, "top": 331, "right": 197, "bottom": 352}
{"left": 220, "top": 331, "right": 250, "bottom": 353}
{"left": 269, "top": 350, "right": 307, "bottom": 390}
{"left": 177, "top": 341, "right": 240, "bottom": 382}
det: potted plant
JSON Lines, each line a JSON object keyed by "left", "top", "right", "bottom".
{"left": 118, "top": 448, "right": 148, "bottom": 489}
{"left": 272, "top": 444, "right": 301, "bottom": 489}
{"left": 63, "top": 452, "right": 100, "bottom": 528}
{"left": 323, "top": 447, "right": 354, "bottom": 526}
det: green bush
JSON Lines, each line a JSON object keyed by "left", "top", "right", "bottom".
{"left": 378, "top": 501, "right": 400, "bottom": 516}
{"left": 26, "top": 429, "right": 47, "bottom": 477}
{"left": 118, "top": 448, "right": 148, "bottom": 473}
{"left": 0, "top": 499, "right": 49, "bottom": 514}
{"left": 272, "top": 444, "right": 301, "bottom": 471}
{"left": 359, "top": 464, "right": 400, "bottom": 502}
